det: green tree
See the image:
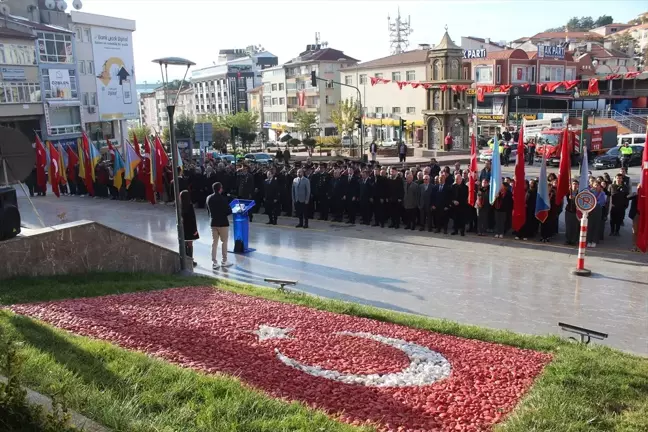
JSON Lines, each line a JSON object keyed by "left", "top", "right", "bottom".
{"left": 595, "top": 15, "right": 613, "bottom": 27}
{"left": 212, "top": 128, "right": 230, "bottom": 151}
{"left": 174, "top": 113, "right": 195, "bottom": 141}
{"left": 613, "top": 32, "right": 637, "bottom": 54}
{"left": 162, "top": 127, "right": 170, "bottom": 143}
{"left": 330, "top": 98, "right": 360, "bottom": 138}
{"left": 228, "top": 111, "right": 259, "bottom": 133}
{"left": 128, "top": 125, "right": 151, "bottom": 143}
{"left": 293, "top": 110, "right": 319, "bottom": 138}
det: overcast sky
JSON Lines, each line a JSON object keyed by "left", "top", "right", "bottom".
{"left": 78, "top": 0, "right": 647, "bottom": 83}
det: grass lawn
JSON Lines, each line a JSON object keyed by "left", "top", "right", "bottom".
{"left": 1, "top": 272, "right": 647, "bottom": 432}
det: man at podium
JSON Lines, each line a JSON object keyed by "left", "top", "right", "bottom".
{"left": 206, "top": 182, "right": 233, "bottom": 270}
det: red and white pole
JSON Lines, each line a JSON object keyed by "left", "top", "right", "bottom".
{"left": 573, "top": 213, "right": 592, "bottom": 276}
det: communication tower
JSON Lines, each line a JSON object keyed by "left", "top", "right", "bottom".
{"left": 387, "top": 8, "right": 413, "bottom": 55}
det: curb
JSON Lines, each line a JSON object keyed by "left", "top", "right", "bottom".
{"left": 0, "top": 375, "right": 110, "bottom": 432}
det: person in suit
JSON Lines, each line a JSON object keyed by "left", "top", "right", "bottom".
{"left": 358, "top": 170, "right": 374, "bottom": 225}
{"left": 292, "top": 168, "right": 311, "bottom": 229}
{"left": 476, "top": 179, "right": 491, "bottom": 236}
{"left": 330, "top": 169, "right": 345, "bottom": 222}
{"left": 237, "top": 165, "right": 255, "bottom": 221}
{"left": 344, "top": 169, "right": 361, "bottom": 224}
{"left": 418, "top": 174, "right": 433, "bottom": 232}
{"left": 180, "top": 190, "right": 199, "bottom": 267}
{"left": 369, "top": 140, "right": 378, "bottom": 162}
{"left": 451, "top": 174, "right": 469, "bottom": 236}
{"left": 372, "top": 168, "right": 388, "bottom": 227}
{"left": 206, "top": 182, "right": 233, "bottom": 270}
{"left": 388, "top": 167, "right": 404, "bottom": 228}
{"left": 433, "top": 172, "right": 452, "bottom": 234}
{"left": 403, "top": 173, "right": 420, "bottom": 230}
{"left": 264, "top": 170, "right": 280, "bottom": 225}
{"left": 316, "top": 164, "right": 331, "bottom": 220}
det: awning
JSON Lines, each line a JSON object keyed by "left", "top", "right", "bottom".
{"left": 47, "top": 100, "right": 81, "bottom": 107}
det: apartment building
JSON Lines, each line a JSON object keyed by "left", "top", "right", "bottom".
{"left": 258, "top": 44, "right": 359, "bottom": 139}
{"left": 192, "top": 48, "right": 277, "bottom": 118}
{"left": 339, "top": 48, "right": 429, "bottom": 143}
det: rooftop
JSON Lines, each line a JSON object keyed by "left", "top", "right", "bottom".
{"left": 0, "top": 27, "right": 36, "bottom": 39}
{"left": 7, "top": 14, "right": 74, "bottom": 34}
{"left": 463, "top": 36, "right": 507, "bottom": 48}
{"left": 285, "top": 47, "right": 359, "bottom": 65}
{"left": 340, "top": 49, "right": 428, "bottom": 71}
{"left": 584, "top": 43, "right": 632, "bottom": 59}
{"left": 432, "top": 31, "right": 462, "bottom": 51}
{"left": 248, "top": 85, "right": 263, "bottom": 94}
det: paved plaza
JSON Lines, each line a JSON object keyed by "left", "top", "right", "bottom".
{"left": 16, "top": 193, "right": 648, "bottom": 355}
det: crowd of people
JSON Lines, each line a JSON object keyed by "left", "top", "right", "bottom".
{"left": 26, "top": 148, "right": 643, "bottom": 256}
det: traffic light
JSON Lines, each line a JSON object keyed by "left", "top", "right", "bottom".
{"left": 354, "top": 117, "right": 362, "bottom": 128}
{"left": 400, "top": 118, "right": 407, "bottom": 130}
{"left": 310, "top": 71, "right": 317, "bottom": 87}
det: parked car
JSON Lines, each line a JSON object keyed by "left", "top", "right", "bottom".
{"left": 380, "top": 138, "right": 399, "bottom": 147}
{"left": 212, "top": 154, "right": 235, "bottom": 165}
{"left": 478, "top": 143, "right": 518, "bottom": 163}
{"left": 244, "top": 153, "right": 273, "bottom": 164}
{"left": 593, "top": 145, "right": 644, "bottom": 170}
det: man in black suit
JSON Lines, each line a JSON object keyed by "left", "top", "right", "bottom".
{"left": 451, "top": 174, "right": 469, "bottom": 236}
{"left": 433, "top": 172, "right": 452, "bottom": 234}
{"left": 388, "top": 167, "right": 404, "bottom": 228}
{"left": 264, "top": 170, "right": 280, "bottom": 225}
{"left": 358, "top": 170, "right": 374, "bottom": 225}
{"left": 343, "top": 169, "right": 360, "bottom": 224}
{"left": 330, "top": 169, "right": 345, "bottom": 222}
{"left": 372, "top": 168, "right": 388, "bottom": 227}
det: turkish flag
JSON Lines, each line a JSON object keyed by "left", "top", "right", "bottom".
{"left": 47, "top": 141, "right": 61, "bottom": 198}
{"left": 143, "top": 136, "right": 155, "bottom": 204}
{"left": 34, "top": 135, "right": 47, "bottom": 192}
{"left": 477, "top": 86, "right": 485, "bottom": 102}
{"left": 370, "top": 76, "right": 378, "bottom": 86}
{"left": 468, "top": 134, "right": 478, "bottom": 206}
{"left": 11, "top": 287, "right": 552, "bottom": 432}
{"left": 154, "top": 136, "right": 169, "bottom": 194}
{"left": 546, "top": 82, "right": 562, "bottom": 93}
{"left": 588, "top": 78, "right": 599, "bottom": 94}
{"left": 555, "top": 128, "right": 571, "bottom": 205}
{"left": 536, "top": 84, "right": 544, "bottom": 95}
{"left": 637, "top": 131, "right": 648, "bottom": 253}
{"left": 65, "top": 144, "right": 79, "bottom": 182}
{"left": 563, "top": 80, "right": 580, "bottom": 90}
{"left": 297, "top": 90, "right": 305, "bottom": 107}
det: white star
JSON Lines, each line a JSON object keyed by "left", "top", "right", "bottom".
{"left": 252, "top": 325, "right": 293, "bottom": 341}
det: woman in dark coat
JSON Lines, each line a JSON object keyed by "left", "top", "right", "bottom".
{"left": 180, "top": 190, "right": 199, "bottom": 267}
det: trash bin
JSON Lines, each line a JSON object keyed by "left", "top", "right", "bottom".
{"left": 230, "top": 199, "right": 256, "bottom": 253}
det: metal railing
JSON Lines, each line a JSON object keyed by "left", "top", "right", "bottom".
{"left": 628, "top": 108, "right": 648, "bottom": 117}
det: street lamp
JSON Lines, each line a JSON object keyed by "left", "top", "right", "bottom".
{"left": 152, "top": 56, "right": 195, "bottom": 272}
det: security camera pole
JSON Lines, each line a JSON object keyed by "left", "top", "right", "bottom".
{"left": 311, "top": 72, "right": 365, "bottom": 161}
{"left": 152, "top": 57, "right": 195, "bottom": 272}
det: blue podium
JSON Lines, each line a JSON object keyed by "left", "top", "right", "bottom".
{"left": 230, "top": 199, "right": 256, "bottom": 254}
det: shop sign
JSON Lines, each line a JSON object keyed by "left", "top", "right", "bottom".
{"left": 537, "top": 45, "right": 565, "bottom": 60}
{"left": 466, "top": 86, "right": 512, "bottom": 96}
{"left": 463, "top": 49, "right": 487, "bottom": 59}
{"left": 509, "top": 113, "right": 537, "bottom": 121}
{"left": 48, "top": 69, "right": 72, "bottom": 99}
{"left": 577, "top": 90, "right": 600, "bottom": 97}
{"left": 477, "top": 114, "right": 505, "bottom": 121}
{"left": 1, "top": 67, "right": 26, "bottom": 81}
{"left": 466, "top": 88, "right": 476, "bottom": 95}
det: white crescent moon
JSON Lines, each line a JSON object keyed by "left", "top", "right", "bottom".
{"left": 275, "top": 331, "right": 452, "bottom": 387}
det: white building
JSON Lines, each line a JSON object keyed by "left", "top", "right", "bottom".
{"left": 70, "top": 11, "right": 137, "bottom": 145}
{"left": 261, "top": 65, "right": 287, "bottom": 139}
{"left": 460, "top": 37, "right": 507, "bottom": 56}
{"left": 258, "top": 44, "right": 359, "bottom": 139}
{"left": 139, "top": 91, "right": 157, "bottom": 131}
{"left": 192, "top": 48, "right": 278, "bottom": 118}
{"left": 339, "top": 48, "right": 429, "bottom": 144}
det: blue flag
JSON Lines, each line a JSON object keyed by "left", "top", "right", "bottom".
{"left": 535, "top": 153, "right": 551, "bottom": 223}
{"left": 579, "top": 145, "right": 589, "bottom": 192}
{"left": 489, "top": 134, "right": 502, "bottom": 204}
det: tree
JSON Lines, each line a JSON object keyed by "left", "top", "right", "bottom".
{"left": 228, "top": 111, "right": 259, "bottom": 134}
{"left": 174, "top": 113, "right": 195, "bottom": 141}
{"left": 239, "top": 132, "right": 257, "bottom": 151}
{"left": 613, "top": 32, "right": 637, "bottom": 55}
{"left": 128, "top": 125, "right": 151, "bottom": 143}
{"left": 293, "top": 110, "right": 319, "bottom": 138}
{"left": 162, "top": 127, "right": 170, "bottom": 143}
{"left": 212, "top": 128, "right": 230, "bottom": 151}
{"left": 594, "top": 15, "right": 613, "bottom": 27}
{"left": 330, "top": 98, "right": 360, "bottom": 138}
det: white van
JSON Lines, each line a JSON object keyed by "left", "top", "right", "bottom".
{"left": 618, "top": 134, "right": 646, "bottom": 146}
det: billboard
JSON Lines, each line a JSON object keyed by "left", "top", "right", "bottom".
{"left": 91, "top": 27, "right": 137, "bottom": 121}
{"left": 49, "top": 69, "right": 72, "bottom": 98}
{"left": 537, "top": 45, "right": 565, "bottom": 60}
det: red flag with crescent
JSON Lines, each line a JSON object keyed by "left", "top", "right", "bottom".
{"left": 469, "top": 134, "right": 478, "bottom": 206}
{"left": 47, "top": 141, "right": 61, "bottom": 198}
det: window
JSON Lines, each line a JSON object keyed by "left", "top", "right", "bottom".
{"left": 287, "top": 97, "right": 297, "bottom": 106}
{"left": 279, "top": 97, "right": 285, "bottom": 105}
{"left": 88, "top": 61, "right": 95, "bottom": 75}
{"left": 75, "top": 27, "right": 82, "bottom": 41}
{"left": 278, "top": 83, "right": 284, "bottom": 90}
{"left": 82, "top": 92, "right": 89, "bottom": 105}
{"left": 326, "top": 80, "right": 334, "bottom": 89}
{"left": 263, "top": 96, "right": 270, "bottom": 106}
{"left": 406, "top": 107, "right": 416, "bottom": 114}
{"left": 271, "top": 83, "right": 277, "bottom": 91}
{"left": 496, "top": 65, "right": 501, "bottom": 84}
{"left": 474, "top": 66, "right": 493, "bottom": 83}
{"left": 0, "top": 82, "right": 41, "bottom": 103}
{"left": 41, "top": 68, "right": 78, "bottom": 99}
{"left": 263, "top": 82, "right": 271, "bottom": 92}
{"left": 392, "top": 107, "right": 401, "bottom": 114}
{"left": 406, "top": 70, "right": 416, "bottom": 81}
{"left": 510, "top": 65, "right": 527, "bottom": 83}
{"left": 325, "top": 95, "right": 330, "bottom": 104}
{"left": 48, "top": 106, "right": 82, "bottom": 136}
{"left": 539, "top": 65, "right": 565, "bottom": 82}
{"left": 565, "top": 67, "right": 576, "bottom": 81}
{"left": 0, "top": 44, "right": 37, "bottom": 65}
{"left": 271, "top": 97, "right": 278, "bottom": 105}
{"left": 359, "top": 74, "right": 367, "bottom": 85}
{"left": 463, "top": 66, "right": 469, "bottom": 80}
{"left": 528, "top": 66, "right": 536, "bottom": 83}
{"left": 374, "top": 73, "right": 383, "bottom": 78}
{"left": 84, "top": 28, "right": 91, "bottom": 42}
{"left": 392, "top": 71, "right": 401, "bottom": 81}
{"left": 375, "top": 106, "right": 383, "bottom": 113}
{"left": 345, "top": 75, "right": 353, "bottom": 85}
{"left": 90, "top": 92, "right": 97, "bottom": 105}
{"left": 37, "top": 32, "right": 74, "bottom": 64}
{"left": 79, "top": 60, "right": 86, "bottom": 74}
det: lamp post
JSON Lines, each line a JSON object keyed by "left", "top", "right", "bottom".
{"left": 152, "top": 56, "right": 195, "bottom": 272}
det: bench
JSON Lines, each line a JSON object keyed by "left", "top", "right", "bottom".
{"left": 558, "top": 322, "right": 608, "bottom": 345}
{"left": 264, "top": 278, "right": 298, "bottom": 292}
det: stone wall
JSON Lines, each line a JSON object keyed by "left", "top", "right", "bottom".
{"left": 0, "top": 220, "right": 183, "bottom": 280}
